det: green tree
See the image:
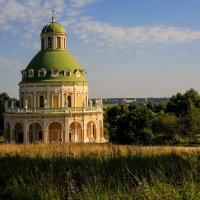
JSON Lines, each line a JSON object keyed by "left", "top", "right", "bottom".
{"left": 154, "top": 102, "right": 167, "bottom": 113}
{"left": 146, "top": 101, "right": 155, "bottom": 111}
{"left": 166, "top": 89, "right": 200, "bottom": 116}
{"left": 107, "top": 105, "right": 121, "bottom": 125}
{"left": 115, "top": 104, "right": 155, "bottom": 144}
{"left": 152, "top": 113, "right": 181, "bottom": 144}
{"left": 0, "top": 93, "right": 11, "bottom": 134}
{"left": 181, "top": 108, "right": 200, "bottom": 141}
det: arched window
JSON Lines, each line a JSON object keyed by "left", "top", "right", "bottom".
{"left": 28, "top": 69, "right": 34, "bottom": 77}
{"left": 39, "top": 96, "right": 44, "bottom": 108}
{"left": 67, "top": 96, "right": 72, "bottom": 107}
{"left": 38, "top": 68, "right": 46, "bottom": 77}
{"left": 48, "top": 37, "right": 52, "bottom": 48}
{"left": 74, "top": 69, "right": 81, "bottom": 77}
{"left": 57, "top": 37, "right": 61, "bottom": 48}
{"left": 64, "top": 69, "right": 71, "bottom": 77}
{"left": 51, "top": 68, "right": 59, "bottom": 77}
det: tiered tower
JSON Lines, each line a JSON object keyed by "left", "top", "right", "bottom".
{"left": 4, "top": 16, "right": 104, "bottom": 144}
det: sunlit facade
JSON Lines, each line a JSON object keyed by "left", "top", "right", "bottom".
{"left": 4, "top": 16, "right": 104, "bottom": 144}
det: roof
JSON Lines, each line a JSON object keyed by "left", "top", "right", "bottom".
{"left": 41, "top": 22, "right": 66, "bottom": 34}
{"left": 20, "top": 50, "right": 87, "bottom": 83}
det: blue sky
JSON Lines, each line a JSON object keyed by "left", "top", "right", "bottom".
{"left": 1, "top": 0, "right": 200, "bottom": 98}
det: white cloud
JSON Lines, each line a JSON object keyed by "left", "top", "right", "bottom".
{"left": 72, "top": 17, "right": 200, "bottom": 47}
{"left": 66, "top": 0, "right": 99, "bottom": 17}
{"left": 69, "top": 0, "right": 98, "bottom": 8}
{"left": 0, "top": 56, "right": 25, "bottom": 70}
{"left": 0, "top": 0, "right": 99, "bottom": 48}
{"left": 2, "top": 0, "right": 200, "bottom": 51}
{"left": 0, "top": 0, "right": 67, "bottom": 47}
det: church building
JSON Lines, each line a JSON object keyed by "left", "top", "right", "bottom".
{"left": 4, "top": 15, "right": 104, "bottom": 144}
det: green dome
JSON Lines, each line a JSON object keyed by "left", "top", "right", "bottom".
{"left": 41, "top": 22, "right": 66, "bottom": 34}
{"left": 21, "top": 50, "right": 87, "bottom": 83}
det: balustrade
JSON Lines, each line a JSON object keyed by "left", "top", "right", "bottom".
{"left": 5, "top": 106, "right": 103, "bottom": 114}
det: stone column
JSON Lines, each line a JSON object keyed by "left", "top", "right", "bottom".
{"left": 43, "top": 121, "right": 47, "bottom": 143}
{"left": 96, "top": 120, "right": 100, "bottom": 143}
{"left": 83, "top": 120, "right": 87, "bottom": 143}
{"left": 23, "top": 122, "right": 27, "bottom": 144}
{"left": 23, "top": 91, "right": 26, "bottom": 108}
{"left": 100, "top": 119, "right": 104, "bottom": 142}
{"left": 61, "top": 122, "right": 64, "bottom": 142}
{"left": 33, "top": 84, "right": 36, "bottom": 108}
{"left": 47, "top": 90, "right": 50, "bottom": 108}
{"left": 10, "top": 125, "right": 13, "bottom": 143}
{"left": 74, "top": 85, "right": 76, "bottom": 107}
{"left": 75, "top": 122, "right": 78, "bottom": 142}
{"left": 33, "top": 123, "right": 36, "bottom": 142}
{"left": 60, "top": 91, "right": 63, "bottom": 107}
{"left": 83, "top": 86, "right": 85, "bottom": 107}
{"left": 64, "top": 119, "right": 69, "bottom": 143}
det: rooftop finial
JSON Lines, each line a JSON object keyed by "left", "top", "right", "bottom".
{"left": 52, "top": 9, "right": 55, "bottom": 22}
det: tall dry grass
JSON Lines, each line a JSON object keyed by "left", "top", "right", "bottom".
{"left": 1, "top": 144, "right": 200, "bottom": 199}
{"left": 1, "top": 143, "right": 200, "bottom": 157}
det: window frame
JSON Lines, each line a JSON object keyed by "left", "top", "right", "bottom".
{"left": 38, "top": 68, "right": 46, "bottom": 78}
{"left": 21, "top": 70, "right": 27, "bottom": 78}
{"left": 74, "top": 69, "right": 81, "bottom": 77}
{"left": 64, "top": 69, "right": 71, "bottom": 77}
{"left": 47, "top": 37, "right": 52, "bottom": 48}
{"left": 28, "top": 69, "right": 34, "bottom": 78}
{"left": 57, "top": 37, "right": 61, "bottom": 48}
{"left": 51, "top": 68, "right": 59, "bottom": 77}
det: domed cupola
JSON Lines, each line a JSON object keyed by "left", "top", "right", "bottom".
{"left": 41, "top": 17, "right": 66, "bottom": 35}
{"left": 20, "top": 14, "right": 87, "bottom": 84}
{"left": 40, "top": 14, "right": 66, "bottom": 51}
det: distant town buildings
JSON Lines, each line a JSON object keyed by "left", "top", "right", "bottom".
{"left": 101, "top": 97, "right": 170, "bottom": 105}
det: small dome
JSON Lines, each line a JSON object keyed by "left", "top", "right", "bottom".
{"left": 41, "top": 22, "right": 66, "bottom": 34}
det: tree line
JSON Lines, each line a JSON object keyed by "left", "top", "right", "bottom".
{"left": 104, "top": 89, "right": 200, "bottom": 145}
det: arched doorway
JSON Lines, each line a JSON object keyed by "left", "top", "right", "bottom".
{"left": 69, "top": 122, "right": 83, "bottom": 142}
{"left": 28, "top": 122, "right": 43, "bottom": 143}
{"left": 4, "top": 122, "right": 10, "bottom": 142}
{"left": 13, "top": 122, "right": 23, "bottom": 144}
{"left": 87, "top": 121, "right": 96, "bottom": 142}
{"left": 48, "top": 122, "right": 62, "bottom": 142}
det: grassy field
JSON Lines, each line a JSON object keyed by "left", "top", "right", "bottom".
{"left": 1, "top": 144, "right": 200, "bottom": 200}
